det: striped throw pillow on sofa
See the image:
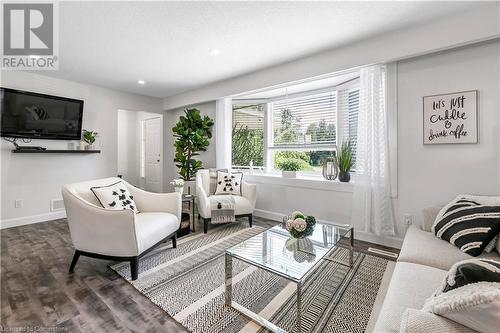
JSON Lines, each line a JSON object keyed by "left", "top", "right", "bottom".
{"left": 432, "top": 195, "right": 500, "bottom": 256}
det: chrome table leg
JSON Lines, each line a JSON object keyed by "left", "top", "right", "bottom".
{"left": 225, "top": 253, "right": 232, "bottom": 306}
{"left": 296, "top": 282, "right": 302, "bottom": 333}
{"left": 349, "top": 228, "right": 354, "bottom": 267}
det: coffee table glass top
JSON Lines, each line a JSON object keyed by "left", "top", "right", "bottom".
{"left": 226, "top": 222, "right": 352, "bottom": 282}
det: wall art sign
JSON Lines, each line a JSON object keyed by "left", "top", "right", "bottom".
{"left": 423, "top": 90, "right": 478, "bottom": 145}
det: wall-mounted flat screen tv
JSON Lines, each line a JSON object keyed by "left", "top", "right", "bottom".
{"left": 0, "top": 87, "right": 84, "bottom": 140}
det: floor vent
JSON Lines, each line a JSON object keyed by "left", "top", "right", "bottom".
{"left": 367, "top": 247, "right": 399, "bottom": 259}
{"left": 51, "top": 199, "right": 65, "bottom": 212}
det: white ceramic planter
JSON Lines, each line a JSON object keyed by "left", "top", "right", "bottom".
{"left": 183, "top": 180, "right": 196, "bottom": 196}
{"left": 85, "top": 144, "right": 95, "bottom": 150}
{"left": 282, "top": 171, "right": 297, "bottom": 178}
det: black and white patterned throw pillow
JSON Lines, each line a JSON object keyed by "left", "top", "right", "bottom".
{"left": 432, "top": 195, "right": 500, "bottom": 256}
{"left": 436, "top": 259, "right": 500, "bottom": 295}
{"left": 209, "top": 168, "right": 228, "bottom": 195}
{"left": 443, "top": 259, "right": 500, "bottom": 292}
{"left": 214, "top": 171, "right": 243, "bottom": 196}
{"left": 424, "top": 259, "right": 500, "bottom": 333}
{"left": 91, "top": 181, "right": 139, "bottom": 213}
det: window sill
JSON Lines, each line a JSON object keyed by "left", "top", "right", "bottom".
{"left": 244, "top": 173, "right": 355, "bottom": 193}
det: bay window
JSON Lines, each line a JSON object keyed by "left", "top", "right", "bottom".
{"left": 232, "top": 82, "right": 360, "bottom": 176}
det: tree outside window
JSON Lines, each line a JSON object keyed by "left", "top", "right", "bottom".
{"left": 232, "top": 104, "right": 264, "bottom": 167}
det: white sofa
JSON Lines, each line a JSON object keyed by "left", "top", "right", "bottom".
{"left": 196, "top": 169, "right": 256, "bottom": 233}
{"left": 373, "top": 207, "right": 500, "bottom": 333}
{"left": 62, "top": 177, "right": 181, "bottom": 280}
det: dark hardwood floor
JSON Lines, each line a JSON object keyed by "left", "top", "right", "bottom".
{"left": 1, "top": 212, "right": 399, "bottom": 332}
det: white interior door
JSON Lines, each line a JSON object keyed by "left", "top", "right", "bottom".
{"left": 144, "top": 117, "right": 162, "bottom": 192}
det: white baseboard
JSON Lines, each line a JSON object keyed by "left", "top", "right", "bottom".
{"left": 354, "top": 230, "right": 403, "bottom": 249}
{"left": 1, "top": 210, "right": 67, "bottom": 229}
{"left": 254, "top": 208, "right": 285, "bottom": 222}
{"left": 254, "top": 208, "right": 403, "bottom": 249}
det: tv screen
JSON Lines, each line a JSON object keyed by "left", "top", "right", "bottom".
{"left": 0, "top": 88, "right": 84, "bottom": 140}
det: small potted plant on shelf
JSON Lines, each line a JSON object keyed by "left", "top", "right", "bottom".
{"left": 277, "top": 159, "right": 302, "bottom": 178}
{"left": 82, "top": 130, "right": 98, "bottom": 150}
{"left": 335, "top": 140, "right": 354, "bottom": 182}
{"left": 170, "top": 179, "right": 185, "bottom": 195}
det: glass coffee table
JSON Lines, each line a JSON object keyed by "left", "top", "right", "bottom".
{"left": 225, "top": 222, "right": 354, "bottom": 333}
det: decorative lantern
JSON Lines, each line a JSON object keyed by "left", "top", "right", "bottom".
{"left": 322, "top": 157, "right": 338, "bottom": 181}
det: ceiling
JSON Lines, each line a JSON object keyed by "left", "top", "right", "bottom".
{"left": 39, "top": 1, "right": 483, "bottom": 98}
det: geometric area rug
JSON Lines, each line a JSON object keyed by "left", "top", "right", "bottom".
{"left": 110, "top": 223, "right": 389, "bottom": 333}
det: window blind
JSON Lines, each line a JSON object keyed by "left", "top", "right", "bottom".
{"left": 271, "top": 91, "right": 337, "bottom": 148}
{"left": 232, "top": 105, "right": 264, "bottom": 130}
{"left": 344, "top": 88, "right": 360, "bottom": 143}
{"left": 338, "top": 87, "right": 360, "bottom": 165}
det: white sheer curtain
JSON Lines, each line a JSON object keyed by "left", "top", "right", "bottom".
{"left": 351, "top": 65, "right": 396, "bottom": 236}
{"left": 216, "top": 98, "right": 232, "bottom": 170}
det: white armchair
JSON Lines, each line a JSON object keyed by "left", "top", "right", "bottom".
{"left": 196, "top": 170, "right": 256, "bottom": 233}
{"left": 62, "top": 177, "right": 181, "bottom": 280}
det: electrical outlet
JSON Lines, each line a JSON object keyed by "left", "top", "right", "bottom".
{"left": 14, "top": 200, "right": 22, "bottom": 208}
{"left": 403, "top": 214, "right": 413, "bottom": 225}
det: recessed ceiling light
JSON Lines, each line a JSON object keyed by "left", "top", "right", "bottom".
{"left": 209, "top": 49, "right": 220, "bottom": 56}
{"left": 137, "top": 80, "right": 145, "bottom": 85}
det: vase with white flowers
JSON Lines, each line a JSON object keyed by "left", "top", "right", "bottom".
{"left": 170, "top": 179, "right": 185, "bottom": 195}
{"left": 282, "top": 210, "right": 316, "bottom": 238}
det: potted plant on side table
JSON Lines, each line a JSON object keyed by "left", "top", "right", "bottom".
{"left": 170, "top": 179, "right": 185, "bottom": 195}
{"left": 172, "top": 108, "right": 214, "bottom": 195}
{"left": 335, "top": 140, "right": 354, "bottom": 182}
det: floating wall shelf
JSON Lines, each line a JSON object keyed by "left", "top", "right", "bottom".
{"left": 11, "top": 149, "right": 101, "bottom": 154}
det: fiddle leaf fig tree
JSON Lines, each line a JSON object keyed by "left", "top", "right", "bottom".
{"left": 172, "top": 108, "right": 214, "bottom": 181}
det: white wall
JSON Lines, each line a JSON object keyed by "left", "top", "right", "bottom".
{"left": 395, "top": 41, "right": 500, "bottom": 229}
{"left": 163, "top": 101, "right": 217, "bottom": 191}
{"left": 0, "top": 71, "right": 163, "bottom": 227}
{"left": 117, "top": 110, "right": 163, "bottom": 189}
{"left": 117, "top": 109, "right": 138, "bottom": 185}
{"left": 243, "top": 41, "right": 500, "bottom": 248}
{"left": 247, "top": 175, "right": 354, "bottom": 226}
{"left": 163, "top": 3, "right": 500, "bottom": 110}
